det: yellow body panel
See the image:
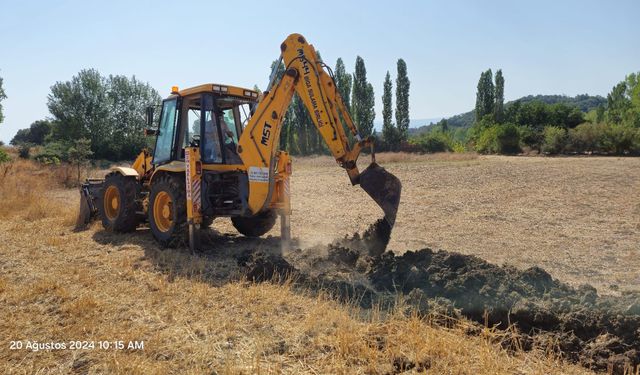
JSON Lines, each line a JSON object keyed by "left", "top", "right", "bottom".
{"left": 131, "top": 149, "right": 153, "bottom": 176}
{"left": 176, "top": 83, "right": 258, "bottom": 99}
{"left": 111, "top": 166, "right": 139, "bottom": 178}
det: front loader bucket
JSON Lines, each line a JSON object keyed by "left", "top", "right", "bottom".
{"left": 359, "top": 162, "right": 402, "bottom": 227}
{"left": 74, "top": 179, "right": 103, "bottom": 231}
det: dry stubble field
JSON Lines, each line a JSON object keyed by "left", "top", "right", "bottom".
{"left": 1, "top": 153, "right": 638, "bottom": 374}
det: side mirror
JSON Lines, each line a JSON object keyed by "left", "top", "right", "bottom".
{"left": 145, "top": 106, "right": 155, "bottom": 127}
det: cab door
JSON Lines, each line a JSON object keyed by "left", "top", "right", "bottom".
{"left": 153, "top": 98, "right": 180, "bottom": 164}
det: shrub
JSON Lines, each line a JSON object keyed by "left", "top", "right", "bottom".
{"left": 34, "top": 141, "right": 71, "bottom": 164}
{"left": 601, "top": 124, "right": 639, "bottom": 155}
{"left": 475, "top": 124, "right": 521, "bottom": 154}
{"left": 410, "top": 131, "right": 451, "bottom": 153}
{"left": 542, "top": 126, "right": 567, "bottom": 154}
{"left": 475, "top": 126, "right": 498, "bottom": 154}
{"left": 450, "top": 141, "right": 467, "bottom": 153}
{"left": 18, "top": 143, "right": 32, "bottom": 159}
{"left": 0, "top": 148, "right": 10, "bottom": 164}
{"left": 567, "top": 123, "right": 604, "bottom": 153}
{"left": 518, "top": 125, "right": 543, "bottom": 151}
{"left": 495, "top": 124, "right": 521, "bottom": 154}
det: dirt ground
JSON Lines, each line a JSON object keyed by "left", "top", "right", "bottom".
{"left": 236, "top": 154, "right": 639, "bottom": 295}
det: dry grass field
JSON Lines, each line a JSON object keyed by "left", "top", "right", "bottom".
{"left": 1, "top": 152, "right": 638, "bottom": 374}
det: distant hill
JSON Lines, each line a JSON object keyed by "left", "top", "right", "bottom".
{"left": 409, "top": 94, "right": 606, "bottom": 135}
{"left": 375, "top": 118, "right": 442, "bottom": 132}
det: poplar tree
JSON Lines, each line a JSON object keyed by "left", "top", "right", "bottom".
{"left": 395, "top": 59, "right": 410, "bottom": 142}
{"left": 352, "top": 56, "right": 375, "bottom": 136}
{"left": 475, "top": 69, "right": 495, "bottom": 122}
{"left": 494, "top": 69, "right": 505, "bottom": 123}
{"left": 382, "top": 71, "right": 397, "bottom": 149}
{"left": 334, "top": 58, "right": 352, "bottom": 112}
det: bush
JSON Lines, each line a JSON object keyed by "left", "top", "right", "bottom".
{"left": 601, "top": 124, "right": 639, "bottom": 155}
{"left": 475, "top": 124, "right": 521, "bottom": 154}
{"left": 495, "top": 124, "right": 521, "bottom": 154}
{"left": 0, "top": 148, "right": 10, "bottom": 164}
{"left": 518, "top": 125, "right": 543, "bottom": 151}
{"left": 567, "top": 123, "right": 604, "bottom": 153}
{"left": 542, "top": 126, "right": 567, "bottom": 154}
{"left": 18, "top": 143, "right": 32, "bottom": 159}
{"left": 34, "top": 141, "right": 71, "bottom": 164}
{"left": 410, "top": 131, "right": 451, "bottom": 153}
{"left": 450, "top": 141, "right": 467, "bottom": 153}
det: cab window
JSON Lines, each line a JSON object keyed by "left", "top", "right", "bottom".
{"left": 153, "top": 98, "right": 178, "bottom": 164}
{"left": 201, "top": 94, "right": 223, "bottom": 163}
{"left": 221, "top": 108, "right": 239, "bottom": 144}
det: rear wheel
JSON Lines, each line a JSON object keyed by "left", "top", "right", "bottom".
{"left": 231, "top": 210, "right": 277, "bottom": 237}
{"left": 148, "top": 174, "right": 187, "bottom": 247}
{"left": 99, "top": 173, "right": 139, "bottom": 232}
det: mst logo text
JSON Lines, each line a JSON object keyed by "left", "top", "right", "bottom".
{"left": 260, "top": 122, "right": 272, "bottom": 146}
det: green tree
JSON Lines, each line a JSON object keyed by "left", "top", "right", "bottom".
{"left": 606, "top": 72, "right": 640, "bottom": 127}
{"left": 68, "top": 138, "right": 93, "bottom": 183}
{"left": 494, "top": 69, "right": 505, "bottom": 123}
{"left": 437, "top": 119, "right": 449, "bottom": 132}
{"left": 381, "top": 71, "right": 397, "bottom": 150}
{"left": 10, "top": 120, "right": 52, "bottom": 145}
{"left": 47, "top": 69, "right": 161, "bottom": 160}
{"left": 475, "top": 69, "right": 495, "bottom": 122}
{"left": 334, "top": 58, "right": 352, "bottom": 112}
{"left": 395, "top": 59, "right": 410, "bottom": 142}
{"left": 606, "top": 81, "right": 629, "bottom": 124}
{"left": 0, "top": 74, "right": 6, "bottom": 124}
{"left": 106, "top": 74, "right": 161, "bottom": 159}
{"left": 351, "top": 56, "right": 375, "bottom": 137}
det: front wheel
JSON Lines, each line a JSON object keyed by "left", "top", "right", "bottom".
{"left": 148, "top": 174, "right": 187, "bottom": 247}
{"left": 99, "top": 173, "right": 139, "bottom": 232}
{"left": 231, "top": 210, "right": 277, "bottom": 237}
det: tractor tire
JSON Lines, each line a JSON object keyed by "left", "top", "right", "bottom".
{"left": 148, "top": 174, "right": 187, "bottom": 248}
{"left": 231, "top": 210, "right": 277, "bottom": 238}
{"left": 99, "top": 173, "right": 139, "bottom": 232}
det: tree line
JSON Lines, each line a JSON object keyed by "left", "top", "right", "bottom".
{"left": 411, "top": 69, "right": 640, "bottom": 155}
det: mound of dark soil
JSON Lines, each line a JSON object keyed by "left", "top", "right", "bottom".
{"left": 236, "top": 219, "right": 640, "bottom": 373}
{"left": 368, "top": 248, "right": 640, "bottom": 371}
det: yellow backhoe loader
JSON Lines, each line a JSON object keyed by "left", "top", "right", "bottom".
{"left": 77, "top": 33, "right": 401, "bottom": 252}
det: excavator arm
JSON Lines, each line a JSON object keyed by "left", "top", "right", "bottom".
{"left": 237, "top": 33, "right": 401, "bottom": 227}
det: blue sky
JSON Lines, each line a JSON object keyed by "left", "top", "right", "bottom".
{"left": 0, "top": 0, "right": 638, "bottom": 143}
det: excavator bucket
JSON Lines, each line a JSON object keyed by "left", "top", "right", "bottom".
{"left": 359, "top": 162, "right": 402, "bottom": 227}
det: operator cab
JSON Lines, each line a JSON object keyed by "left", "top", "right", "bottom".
{"left": 151, "top": 84, "right": 258, "bottom": 166}
{"left": 149, "top": 84, "right": 259, "bottom": 218}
